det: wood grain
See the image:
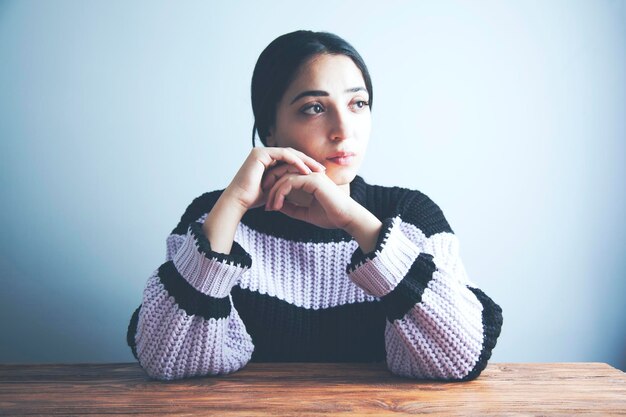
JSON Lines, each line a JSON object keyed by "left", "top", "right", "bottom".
{"left": 0, "top": 362, "right": 624, "bottom": 416}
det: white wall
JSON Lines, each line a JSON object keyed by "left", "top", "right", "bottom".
{"left": 1, "top": 0, "right": 624, "bottom": 369}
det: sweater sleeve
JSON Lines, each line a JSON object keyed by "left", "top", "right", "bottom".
{"left": 346, "top": 192, "right": 502, "bottom": 381}
{"left": 126, "top": 220, "right": 255, "bottom": 381}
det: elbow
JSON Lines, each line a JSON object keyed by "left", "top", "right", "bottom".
{"left": 385, "top": 312, "right": 503, "bottom": 382}
{"left": 134, "top": 348, "right": 185, "bottom": 381}
{"left": 134, "top": 340, "right": 254, "bottom": 381}
{"left": 386, "top": 352, "right": 489, "bottom": 382}
{"left": 142, "top": 365, "right": 181, "bottom": 381}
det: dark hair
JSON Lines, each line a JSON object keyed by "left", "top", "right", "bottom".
{"left": 251, "top": 30, "right": 373, "bottom": 147}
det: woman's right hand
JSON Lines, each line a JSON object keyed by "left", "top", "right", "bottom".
{"left": 222, "top": 147, "right": 326, "bottom": 212}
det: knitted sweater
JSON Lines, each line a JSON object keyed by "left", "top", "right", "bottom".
{"left": 127, "top": 175, "right": 503, "bottom": 381}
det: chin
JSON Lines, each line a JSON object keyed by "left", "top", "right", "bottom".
{"left": 327, "top": 168, "right": 358, "bottom": 186}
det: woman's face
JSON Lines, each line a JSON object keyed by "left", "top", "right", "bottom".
{"left": 267, "top": 53, "right": 371, "bottom": 186}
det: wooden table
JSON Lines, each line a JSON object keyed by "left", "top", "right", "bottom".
{"left": 0, "top": 362, "right": 625, "bottom": 416}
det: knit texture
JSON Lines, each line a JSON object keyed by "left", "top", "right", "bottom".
{"left": 127, "top": 175, "right": 503, "bottom": 381}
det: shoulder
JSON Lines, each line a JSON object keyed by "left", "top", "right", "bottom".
{"left": 359, "top": 177, "right": 453, "bottom": 237}
{"left": 171, "top": 189, "right": 225, "bottom": 235}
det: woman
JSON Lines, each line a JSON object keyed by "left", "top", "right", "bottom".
{"left": 127, "top": 30, "right": 503, "bottom": 381}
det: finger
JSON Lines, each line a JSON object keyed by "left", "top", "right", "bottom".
{"left": 274, "top": 172, "right": 320, "bottom": 210}
{"left": 267, "top": 172, "right": 301, "bottom": 211}
{"left": 264, "top": 173, "right": 282, "bottom": 210}
{"left": 279, "top": 200, "right": 308, "bottom": 221}
{"left": 261, "top": 164, "right": 289, "bottom": 191}
{"left": 253, "top": 148, "right": 308, "bottom": 176}
{"left": 285, "top": 148, "right": 326, "bottom": 172}
{"left": 284, "top": 188, "right": 314, "bottom": 207}
{"left": 267, "top": 147, "right": 325, "bottom": 174}
{"left": 267, "top": 175, "right": 294, "bottom": 211}
{"left": 268, "top": 148, "right": 312, "bottom": 175}
{"left": 273, "top": 174, "right": 317, "bottom": 210}
{"left": 274, "top": 184, "right": 289, "bottom": 210}
{"left": 261, "top": 163, "right": 300, "bottom": 191}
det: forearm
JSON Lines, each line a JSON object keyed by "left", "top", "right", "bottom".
{"left": 344, "top": 203, "right": 383, "bottom": 253}
{"left": 346, "top": 210, "right": 503, "bottom": 381}
{"left": 202, "top": 191, "right": 248, "bottom": 254}
{"left": 131, "top": 217, "right": 255, "bottom": 380}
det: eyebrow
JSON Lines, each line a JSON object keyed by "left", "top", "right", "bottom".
{"left": 290, "top": 87, "right": 368, "bottom": 105}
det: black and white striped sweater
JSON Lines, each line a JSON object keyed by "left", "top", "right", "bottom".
{"left": 127, "top": 175, "right": 503, "bottom": 381}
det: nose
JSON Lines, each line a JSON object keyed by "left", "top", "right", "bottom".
{"left": 328, "top": 107, "right": 351, "bottom": 142}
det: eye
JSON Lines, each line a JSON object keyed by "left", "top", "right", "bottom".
{"left": 301, "top": 103, "right": 325, "bottom": 115}
{"left": 351, "top": 100, "right": 369, "bottom": 110}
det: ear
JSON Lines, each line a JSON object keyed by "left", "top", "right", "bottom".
{"left": 266, "top": 127, "right": 276, "bottom": 147}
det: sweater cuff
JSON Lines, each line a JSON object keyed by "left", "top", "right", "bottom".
{"left": 346, "top": 217, "right": 421, "bottom": 297}
{"left": 172, "top": 222, "right": 252, "bottom": 298}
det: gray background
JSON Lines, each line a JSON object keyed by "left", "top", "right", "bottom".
{"left": 1, "top": 0, "right": 625, "bottom": 370}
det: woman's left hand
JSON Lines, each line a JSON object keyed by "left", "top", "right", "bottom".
{"left": 263, "top": 170, "right": 357, "bottom": 230}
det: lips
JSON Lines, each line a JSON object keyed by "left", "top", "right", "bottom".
{"left": 326, "top": 151, "right": 356, "bottom": 166}
{"left": 327, "top": 151, "right": 355, "bottom": 159}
